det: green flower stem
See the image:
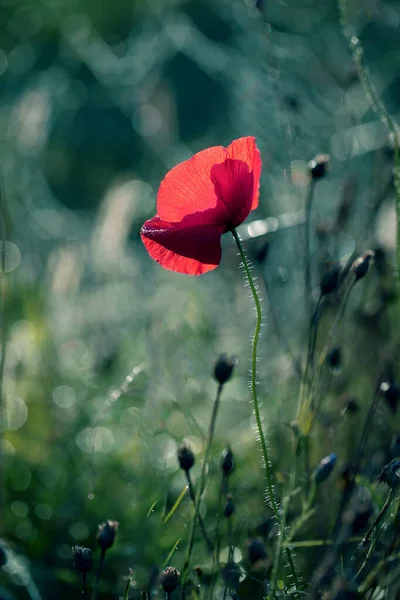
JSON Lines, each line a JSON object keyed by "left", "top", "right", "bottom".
{"left": 180, "top": 382, "right": 223, "bottom": 598}
{"left": 231, "top": 228, "right": 300, "bottom": 594}
{"left": 91, "top": 549, "right": 105, "bottom": 600}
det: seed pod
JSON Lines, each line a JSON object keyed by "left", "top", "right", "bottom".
{"left": 313, "top": 453, "right": 337, "bottom": 484}
{"left": 224, "top": 494, "right": 235, "bottom": 518}
{"left": 97, "top": 520, "right": 119, "bottom": 551}
{"left": 177, "top": 445, "right": 195, "bottom": 472}
{"left": 352, "top": 250, "right": 374, "bottom": 281}
{"left": 214, "top": 355, "right": 236, "bottom": 385}
{"left": 161, "top": 566, "right": 180, "bottom": 593}
{"left": 308, "top": 153, "right": 330, "bottom": 179}
{"left": 221, "top": 447, "right": 235, "bottom": 475}
{"left": 72, "top": 546, "right": 92, "bottom": 574}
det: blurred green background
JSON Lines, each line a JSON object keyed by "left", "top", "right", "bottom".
{"left": 1, "top": 0, "right": 400, "bottom": 598}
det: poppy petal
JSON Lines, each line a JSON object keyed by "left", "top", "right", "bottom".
{"left": 227, "top": 136, "right": 261, "bottom": 210}
{"left": 141, "top": 217, "right": 224, "bottom": 276}
{"left": 210, "top": 159, "right": 254, "bottom": 228}
{"left": 156, "top": 146, "right": 230, "bottom": 225}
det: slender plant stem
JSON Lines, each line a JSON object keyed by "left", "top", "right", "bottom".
{"left": 186, "top": 471, "right": 213, "bottom": 552}
{"left": 339, "top": 0, "right": 400, "bottom": 273}
{"left": 305, "top": 179, "right": 316, "bottom": 328}
{"left": 82, "top": 573, "right": 87, "bottom": 600}
{"left": 209, "top": 473, "right": 228, "bottom": 599}
{"left": 0, "top": 180, "right": 10, "bottom": 535}
{"left": 231, "top": 228, "right": 300, "bottom": 595}
{"left": 180, "top": 383, "right": 224, "bottom": 598}
{"left": 92, "top": 549, "right": 105, "bottom": 600}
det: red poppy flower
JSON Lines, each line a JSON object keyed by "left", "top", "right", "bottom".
{"left": 141, "top": 136, "right": 261, "bottom": 275}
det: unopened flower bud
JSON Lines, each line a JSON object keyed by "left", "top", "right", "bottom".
{"left": 327, "top": 347, "right": 341, "bottom": 369}
{"left": 320, "top": 266, "right": 340, "bottom": 296}
{"left": 248, "top": 539, "right": 268, "bottom": 564}
{"left": 72, "top": 546, "right": 92, "bottom": 574}
{"left": 378, "top": 458, "right": 400, "bottom": 489}
{"left": 161, "top": 566, "right": 180, "bottom": 593}
{"left": 214, "top": 355, "right": 236, "bottom": 385}
{"left": 97, "top": 520, "right": 119, "bottom": 552}
{"left": 224, "top": 494, "right": 235, "bottom": 518}
{"left": 313, "top": 453, "right": 337, "bottom": 484}
{"left": 308, "top": 153, "right": 330, "bottom": 179}
{"left": 352, "top": 251, "right": 374, "bottom": 281}
{"left": 221, "top": 447, "right": 235, "bottom": 475}
{"left": 177, "top": 445, "right": 195, "bottom": 472}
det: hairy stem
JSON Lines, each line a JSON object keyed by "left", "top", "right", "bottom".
{"left": 231, "top": 228, "right": 300, "bottom": 595}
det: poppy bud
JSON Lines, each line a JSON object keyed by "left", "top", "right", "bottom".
{"left": 161, "top": 566, "right": 180, "bottom": 593}
{"left": 352, "top": 251, "right": 374, "bottom": 281}
{"left": 221, "top": 447, "right": 235, "bottom": 475}
{"left": 177, "top": 445, "right": 195, "bottom": 472}
{"left": 380, "top": 381, "right": 400, "bottom": 413}
{"left": 313, "top": 453, "right": 337, "bottom": 484}
{"left": 308, "top": 153, "right": 330, "bottom": 179}
{"left": 214, "top": 355, "right": 236, "bottom": 385}
{"left": 320, "top": 266, "right": 340, "bottom": 296}
{"left": 327, "top": 347, "right": 341, "bottom": 369}
{"left": 72, "top": 546, "right": 92, "bottom": 574}
{"left": 248, "top": 539, "right": 268, "bottom": 564}
{"left": 378, "top": 458, "right": 400, "bottom": 489}
{"left": 224, "top": 494, "right": 235, "bottom": 518}
{"left": 97, "top": 520, "right": 118, "bottom": 552}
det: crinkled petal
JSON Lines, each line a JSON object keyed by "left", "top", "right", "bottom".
{"left": 156, "top": 146, "right": 229, "bottom": 225}
{"left": 227, "top": 136, "right": 261, "bottom": 210}
{"left": 141, "top": 217, "right": 224, "bottom": 276}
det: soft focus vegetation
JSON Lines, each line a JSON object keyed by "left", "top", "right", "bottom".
{"left": 1, "top": 0, "right": 400, "bottom": 598}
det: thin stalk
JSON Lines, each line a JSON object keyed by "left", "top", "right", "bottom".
{"left": 92, "top": 549, "right": 105, "bottom": 600}
{"left": 82, "top": 573, "right": 88, "bottom": 600}
{"left": 361, "top": 488, "right": 394, "bottom": 549}
{"left": 180, "top": 383, "right": 224, "bottom": 598}
{"left": 186, "top": 471, "right": 213, "bottom": 552}
{"left": 0, "top": 179, "right": 10, "bottom": 535}
{"left": 305, "top": 179, "right": 316, "bottom": 328}
{"left": 339, "top": 0, "right": 400, "bottom": 273}
{"left": 231, "top": 228, "right": 300, "bottom": 595}
{"left": 124, "top": 574, "right": 133, "bottom": 600}
{"left": 209, "top": 473, "right": 228, "bottom": 599}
